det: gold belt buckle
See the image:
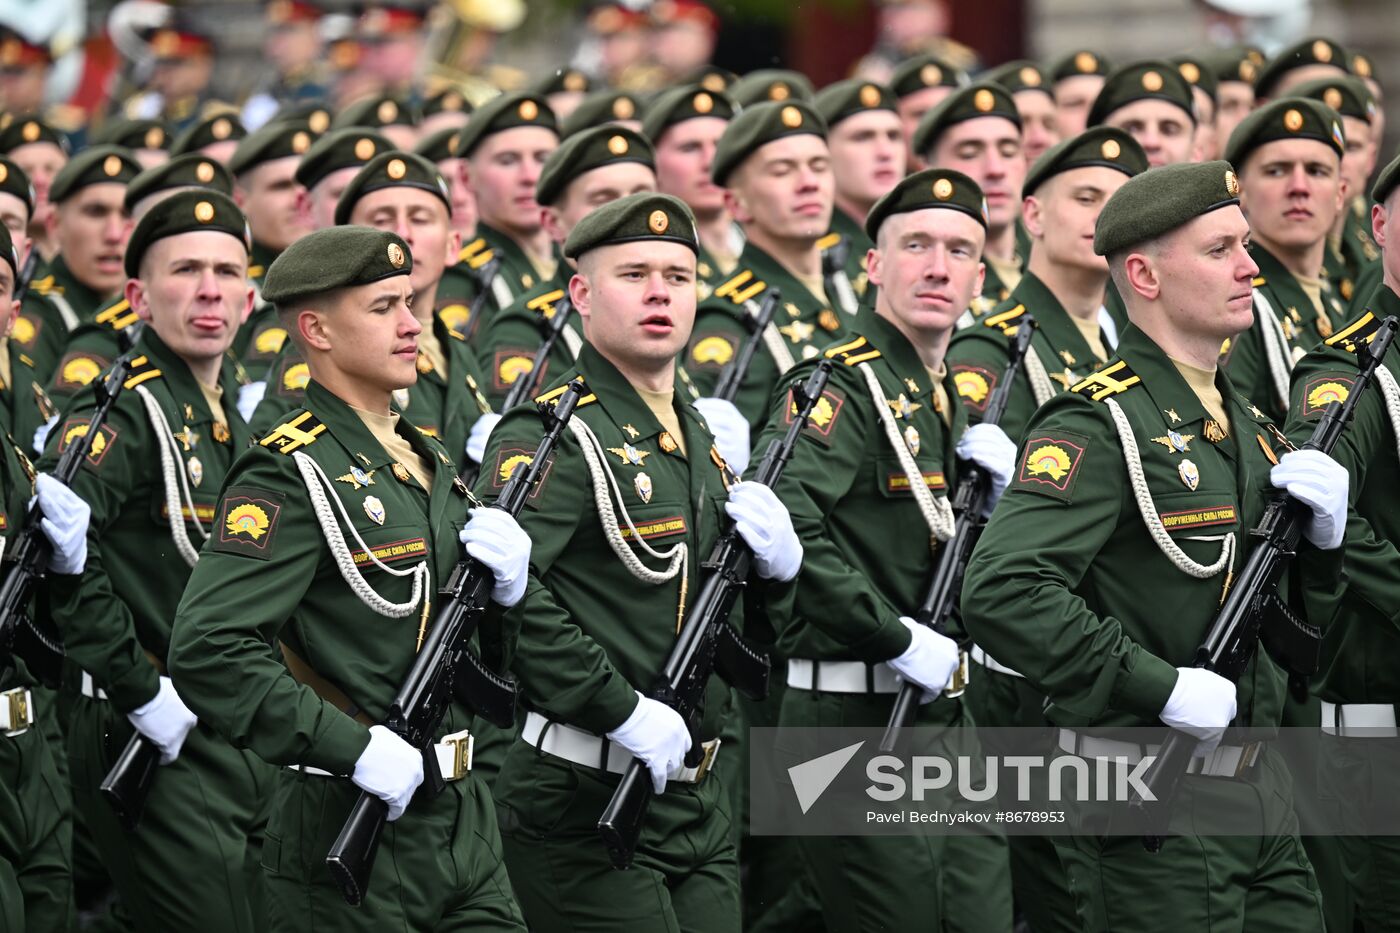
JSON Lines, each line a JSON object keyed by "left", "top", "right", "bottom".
{"left": 944, "top": 649, "right": 970, "bottom": 698}
{"left": 2, "top": 687, "right": 32, "bottom": 735}
{"left": 442, "top": 729, "right": 474, "bottom": 780}
{"left": 1234, "top": 741, "right": 1262, "bottom": 777}
{"left": 693, "top": 738, "right": 721, "bottom": 783}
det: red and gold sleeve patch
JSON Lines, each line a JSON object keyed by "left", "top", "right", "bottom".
{"left": 951, "top": 364, "right": 997, "bottom": 413}
{"left": 785, "top": 386, "right": 846, "bottom": 447}
{"left": 688, "top": 332, "right": 738, "bottom": 370}
{"left": 493, "top": 348, "right": 537, "bottom": 391}
{"left": 1301, "top": 374, "right": 1354, "bottom": 417}
{"left": 212, "top": 487, "right": 285, "bottom": 560}
{"left": 1159, "top": 505, "right": 1238, "bottom": 533}
{"left": 56, "top": 352, "right": 110, "bottom": 391}
{"left": 490, "top": 446, "right": 554, "bottom": 503}
{"left": 1012, "top": 431, "right": 1089, "bottom": 502}
{"left": 56, "top": 418, "right": 119, "bottom": 468}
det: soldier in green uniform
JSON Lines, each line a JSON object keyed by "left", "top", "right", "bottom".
{"left": 1171, "top": 55, "right": 1221, "bottom": 161}
{"left": 913, "top": 83, "right": 1027, "bottom": 313}
{"left": 686, "top": 101, "right": 851, "bottom": 428}
{"left": 985, "top": 60, "right": 1060, "bottom": 165}
{"left": 415, "top": 126, "right": 477, "bottom": 245}
{"left": 1086, "top": 59, "right": 1197, "bottom": 168}
{"left": 0, "top": 157, "right": 68, "bottom": 388}
{"left": 963, "top": 160, "right": 1347, "bottom": 933}
{"left": 168, "top": 113, "right": 247, "bottom": 165}
{"left": 642, "top": 84, "right": 741, "bottom": 299}
{"left": 753, "top": 167, "right": 1016, "bottom": 932}
{"left": 814, "top": 79, "right": 904, "bottom": 306}
{"left": 729, "top": 69, "right": 816, "bottom": 107}
{"left": 331, "top": 93, "right": 421, "bottom": 151}
{"left": 1048, "top": 49, "right": 1111, "bottom": 138}
{"left": 559, "top": 90, "right": 647, "bottom": 139}
{"left": 291, "top": 127, "right": 394, "bottom": 234}
{"left": 91, "top": 118, "right": 172, "bottom": 170}
{"left": 1220, "top": 97, "right": 1348, "bottom": 420}
{"left": 0, "top": 117, "right": 69, "bottom": 264}
{"left": 1197, "top": 45, "right": 1260, "bottom": 152}
{"left": 169, "top": 224, "right": 530, "bottom": 931}
{"left": 1252, "top": 36, "right": 1349, "bottom": 102}
{"left": 37, "top": 190, "right": 276, "bottom": 931}
{"left": 888, "top": 53, "right": 964, "bottom": 168}
{"left": 450, "top": 92, "right": 561, "bottom": 342}
{"left": 479, "top": 191, "right": 800, "bottom": 931}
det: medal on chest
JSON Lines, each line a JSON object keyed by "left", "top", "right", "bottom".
{"left": 634, "top": 471, "right": 653, "bottom": 503}
{"left": 1178, "top": 458, "right": 1200, "bottom": 491}
{"left": 363, "top": 495, "right": 386, "bottom": 525}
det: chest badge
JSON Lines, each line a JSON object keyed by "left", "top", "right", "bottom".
{"left": 659, "top": 432, "right": 678, "bottom": 454}
{"left": 187, "top": 456, "right": 203, "bottom": 488}
{"left": 1151, "top": 431, "right": 1193, "bottom": 453}
{"left": 904, "top": 424, "right": 921, "bottom": 456}
{"left": 1203, "top": 420, "right": 1227, "bottom": 444}
{"left": 904, "top": 378, "right": 920, "bottom": 395}
{"left": 1164, "top": 408, "right": 1180, "bottom": 423}
{"left": 1178, "top": 458, "right": 1200, "bottom": 491}
{"left": 634, "top": 471, "right": 653, "bottom": 503}
{"left": 212, "top": 421, "right": 231, "bottom": 444}
{"left": 391, "top": 463, "right": 412, "bottom": 484}
{"left": 623, "top": 424, "right": 640, "bottom": 439}
{"left": 337, "top": 466, "right": 376, "bottom": 489}
{"left": 887, "top": 393, "right": 922, "bottom": 419}
{"left": 363, "top": 495, "right": 387, "bottom": 525}
{"left": 1060, "top": 350, "right": 1077, "bottom": 367}
{"left": 608, "top": 444, "right": 651, "bottom": 466}
{"left": 779, "top": 320, "right": 815, "bottom": 344}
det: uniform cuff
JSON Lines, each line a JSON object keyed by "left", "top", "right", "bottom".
{"left": 1112, "top": 650, "right": 1179, "bottom": 721}
{"left": 851, "top": 610, "right": 914, "bottom": 664}
{"left": 568, "top": 675, "right": 641, "bottom": 737}
{"left": 107, "top": 661, "right": 163, "bottom": 714}
{"left": 305, "top": 710, "right": 372, "bottom": 776}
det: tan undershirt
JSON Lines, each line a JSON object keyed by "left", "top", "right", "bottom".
{"left": 1170, "top": 358, "right": 1231, "bottom": 436}
{"left": 792, "top": 271, "right": 830, "bottom": 307}
{"left": 1068, "top": 313, "right": 1109, "bottom": 362}
{"left": 708, "top": 244, "right": 739, "bottom": 275}
{"left": 352, "top": 406, "right": 434, "bottom": 490}
{"left": 983, "top": 252, "right": 1023, "bottom": 294}
{"left": 1296, "top": 274, "right": 1326, "bottom": 317}
{"left": 636, "top": 384, "right": 687, "bottom": 457}
{"left": 924, "top": 364, "right": 951, "bottom": 428}
{"left": 418, "top": 324, "right": 448, "bottom": 377}
{"left": 0, "top": 337, "right": 10, "bottom": 390}
{"left": 526, "top": 251, "right": 557, "bottom": 284}
{"left": 196, "top": 379, "right": 227, "bottom": 426}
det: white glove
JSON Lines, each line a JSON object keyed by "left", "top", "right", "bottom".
{"left": 724, "top": 481, "right": 802, "bottom": 582}
{"left": 465, "top": 413, "right": 502, "bottom": 465}
{"left": 236, "top": 381, "right": 266, "bottom": 423}
{"left": 32, "top": 415, "right": 57, "bottom": 455}
{"left": 459, "top": 507, "right": 531, "bottom": 607}
{"left": 693, "top": 397, "right": 751, "bottom": 476}
{"left": 126, "top": 676, "right": 199, "bottom": 765}
{"left": 352, "top": 725, "right": 424, "bottom": 822}
{"left": 1159, "top": 668, "right": 1238, "bottom": 757}
{"left": 956, "top": 423, "right": 1017, "bottom": 516}
{"left": 1270, "top": 449, "right": 1348, "bottom": 550}
{"left": 886, "top": 617, "right": 962, "bottom": 699}
{"left": 34, "top": 473, "right": 90, "bottom": 575}
{"left": 606, "top": 693, "right": 691, "bottom": 794}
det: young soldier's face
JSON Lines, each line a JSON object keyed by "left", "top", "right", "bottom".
{"left": 1214, "top": 82, "right": 1255, "bottom": 149}
{"left": 1054, "top": 75, "right": 1105, "bottom": 138}
{"left": 351, "top": 188, "right": 460, "bottom": 298}
{"left": 547, "top": 162, "right": 657, "bottom": 245}
{"left": 1339, "top": 116, "right": 1376, "bottom": 203}
{"left": 929, "top": 117, "right": 1024, "bottom": 233}
{"left": 1014, "top": 90, "right": 1059, "bottom": 165}
{"left": 0, "top": 191, "right": 30, "bottom": 264}
{"left": 305, "top": 274, "right": 420, "bottom": 391}
{"left": 130, "top": 231, "right": 253, "bottom": 364}
{"left": 1189, "top": 87, "right": 1219, "bottom": 162}
{"left": 654, "top": 117, "right": 729, "bottom": 215}
{"left": 1023, "top": 166, "right": 1129, "bottom": 274}
{"left": 1102, "top": 100, "right": 1194, "bottom": 167}
{"left": 435, "top": 156, "right": 477, "bottom": 238}
{"left": 725, "top": 134, "right": 834, "bottom": 242}
{"left": 305, "top": 166, "right": 363, "bottom": 231}
{"left": 1150, "top": 206, "right": 1258, "bottom": 341}
{"left": 0, "top": 260, "right": 15, "bottom": 335}
{"left": 1238, "top": 138, "right": 1344, "bottom": 252}
{"left": 828, "top": 110, "right": 905, "bottom": 209}
{"left": 868, "top": 208, "right": 985, "bottom": 335}
{"left": 237, "top": 156, "right": 311, "bottom": 250}
{"left": 573, "top": 240, "right": 697, "bottom": 368}
{"left": 1373, "top": 195, "right": 1400, "bottom": 288}
{"left": 462, "top": 127, "right": 558, "bottom": 236}
{"left": 897, "top": 86, "right": 953, "bottom": 164}
{"left": 8, "top": 141, "right": 65, "bottom": 208}
{"left": 53, "top": 184, "right": 132, "bottom": 295}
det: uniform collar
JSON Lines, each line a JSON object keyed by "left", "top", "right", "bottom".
{"left": 575, "top": 343, "right": 700, "bottom": 459}
{"left": 1009, "top": 270, "right": 1105, "bottom": 371}
{"left": 304, "top": 378, "right": 446, "bottom": 476}
{"left": 1112, "top": 324, "right": 1238, "bottom": 434}
{"left": 829, "top": 206, "right": 872, "bottom": 250}
{"left": 249, "top": 240, "right": 281, "bottom": 280}
{"left": 46, "top": 254, "right": 105, "bottom": 315}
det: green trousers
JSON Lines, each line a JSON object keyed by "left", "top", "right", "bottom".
{"left": 68, "top": 695, "right": 274, "bottom": 933}
{"left": 1315, "top": 729, "right": 1400, "bottom": 931}
{"left": 0, "top": 705, "right": 72, "bottom": 933}
{"left": 261, "top": 769, "right": 525, "bottom": 931}
{"left": 495, "top": 741, "right": 741, "bottom": 932}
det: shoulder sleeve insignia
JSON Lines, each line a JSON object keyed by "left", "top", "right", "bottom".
{"left": 94, "top": 300, "right": 140, "bottom": 332}
{"left": 56, "top": 351, "right": 111, "bottom": 390}
{"left": 279, "top": 361, "right": 310, "bottom": 395}
{"left": 816, "top": 232, "right": 842, "bottom": 252}
{"left": 689, "top": 333, "right": 738, "bottom": 369}
{"left": 1324, "top": 310, "right": 1381, "bottom": 354}
{"left": 1302, "top": 374, "right": 1355, "bottom": 417}
{"left": 493, "top": 349, "right": 536, "bottom": 390}
{"left": 56, "top": 417, "right": 119, "bottom": 468}
{"left": 437, "top": 302, "right": 470, "bottom": 334}
{"left": 123, "top": 354, "right": 162, "bottom": 390}
{"left": 212, "top": 487, "right": 285, "bottom": 560}
{"left": 490, "top": 445, "right": 556, "bottom": 504}
{"left": 951, "top": 364, "right": 997, "bottom": 413}
{"left": 785, "top": 383, "right": 846, "bottom": 447}
{"left": 981, "top": 304, "right": 1026, "bottom": 336}
{"left": 823, "top": 335, "right": 882, "bottom": 366}
{"left": 714, "top": 269, "right": 766, "bottom": 305}
{"left": 1070, "top": 361, "right": 1140, "bottom": 401}
{"left": 526, "top": 289, "right": 567, "bottom": 316}
{"left": 1012, "top": 430, "right": 1091, "bottom": 502}
{"left": 252, "top": 325, "right": 289, "bottom": 357}
{"left": 260, "top": 411, "right": 326, "bottom": 454}
{"left": 10, "top": 312, "right": 37, "bottom": 347}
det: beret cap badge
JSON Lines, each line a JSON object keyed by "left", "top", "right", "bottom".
{"left": 21, "top": 122, "right": 38, "bottom": 142}
{"left": 932, "top": 178, "right": 954, "bottom": 200}
{"left": 780, "top": 106, "right": 803, "bottom": 128}
{"left": 693, "top": 92, "right": 714, "bottom": 114}
{"left": 212, "top": 118, "right": 232, "bottom": 140}
{"left": 921, "top": 64, "right": 942, "bottom": 86}
{"left": 1102, "top": 138, "right": 1121, "bottom": 159}
{"left": 1324, "top": 88, "right": 1342, "bottom": 110}
{"left": 197, "top": 161, "right": 215, "bottom": 182}
{"left": 607, "top": 134, "right": 629, "bottom": 155}
{"left": 1284, "top": 108, "right": 1304, "bottom": 131}
{"left": 1313, "top": 40, "right": 1332, "bottom": 63}
{"left": 103, "top": 155, "right": 122, "bottom": 177}
{"left": 1020, "top": 66, "right": 1041, "bottom": 86}
{"left": 1225, "top": 170, "right": 1239, "bottom": 196}
{"left": 377, "top": 100, "right": 398, "bottom": 123}
{"left": 974, "top": 89, "right": 995, "bottom": 112}
{"left": 194, "top": 200, "right": 215, "bottom": 222}
{"left": 145, "top": 127, "right": 164, "bottom": 149}
{"left": 354, "top": 138, "right": 376, "bottom": 160}
{"left": 649, "top": 209, "right": 669, "bottom": 233}
{"left": 387, "top": 242, "right": 406, "bottom": 267}
{"left": 387, "top": 157, "right": 407, "bottom": 179}
{"left": 770, "top": 83, "right": 790, "bottom": 101}
{"left": 859, "top": 84, "right": 881, "bottom": 108}
{"left": 613, "top": 97, "right": 635, "bottom": 119}
{"left": 1142, "top": 71, "right": 1164, "bottom": 92}
{"left": 292, "top": 131, "right": 311, "bottom": 153}
{"left": 519, "top": 100, "right": 539, "bottom": 120}
{"left": 1075, "top": 51, "right": 1097, "bottom": 73}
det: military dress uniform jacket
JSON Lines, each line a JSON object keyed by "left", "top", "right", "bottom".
{"left": 39, "top": 328, "right": 250, "bottom": 712}
{"left": 34, "top": 256, "right": 110, "bottom": 334}
{"left": 45, "top": 295, "right": 140, "bottom": 400}
{"left": 0, "top": 342, "right": 56, "bottom": 450}
{"left": 10, "top": 292, "right": 68, "bottom": 385}
{"left": 947, "top": 272, "right": 1111, "bottom": 443}
{"left": 452, "top": 222, "right": 559, "bottom": 346}
{"left": 232, "top": 242, "right": 289, "bottom": 383}
{"left": 472, "top": 272, "right": 583, "bottom": 411}
{"left": 686, "top": 242, "right": 851, "bottom": 429}
{"left": 1285, "top": 288, "right": 1400, "bottom": 705}
{"left": 826, "top": 208, "right": 874, "bottom": 302}
{"left": 962, "top": 324, "right": 1340, "bottom": 730}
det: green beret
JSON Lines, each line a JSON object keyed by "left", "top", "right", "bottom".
{"left": 1291, "top": 75, "right": 1377, "bottom": 125}
{"left": 263, "top": 226, "right": 412, "bottom": 305}
{"left": 814, "top": 79, "right": 897, "bottom": 129}
{"left": 294, "top": 127, "right": 393, "bottom": 190}
{"left": 272, "top": 101, "right": 334, "bottom": 135}
{"left": 123, "top": 190, "right": 250, "bottom": 277}
{"left": 864, "top": 168, "right": 986, "bottom": 240}
{"left": 123, "top": 153, "right": 234, "bottom": 213}
{"left": 48, "top": 146, "right": 140, "bottom": 204}
{"left": 728, "top": 69, "right": 816, "bottom": 107}
{"left": 1048, "top": 49, "right": 1111, "bottom": 83}
{"left": 711, "top": 100, "right": 827, "bottom": 186}
{"left": 984, "top": 61, "right": 1052, "bottom": 97}
{"left": 910, "top": 82, "right": 1020, "bottom": 158}
{"left": 1371, "top": 150, "right": 1400, "bottom": 205}
{"left": 334, "top": 151, "right": 452, "bottom": 225}
{"left": 641, "top": 85, "right": 735, "bottom": 142}
{"left": 1022, "top": 127, "right": 1148, "bottom": 198}
{"left": 331, "top": 94, "right": 420, "bottom": 130}
{"left": 532, "top": 68, "right": 592, "bottom": 97}
{"left": 422, "top": 88, "right": 473, "bottom": 118}
{"left": 169, "top": 113, "right": 247, "bottom": 157}
{"left": 563, "top": 192, "right": 697, "bottom": 260}
{"left": 1193, "top": 45, "right": 1264, "bottom": 86}
{"left": 1223, "top": 97, "right": 1344, "bottom": 168}
{"left": 227, "top": 120, "right": 319, "bottom": 177}
{"left": 93, "top": 118, "right": 170, "bottom": 152}
{"left": 1253, "top": 37, "right": 1347, "bottom": 98}
{"left": 0, "top": 222, "right": 18, "bottom": 282}
{"left": 413, "top": 126, "right": 463, "bottom": 163}
{"left": 1171, "top": 56, "right": 1218, "bottom": 103}
{"left": 0, "top": 117, "right": 69, "bottom": 155}
{"left": 889, "top": 54, "right": 964, "bottom": 99}
{"left": 560, "top": 90, "right": 647, "bottom": 138}
{"left": 536, "top": 126, "right": 655, "bottom": 207}
{"left": 0, "top": 158, "right": 36, "bottom": 216}
{"left": 1094, "top": 160, "right": 1241, "bottom": 256}
{"left": 1350, "top": 49, "right": 1376, "bottom": 83}
{"left": 453, "top": 92, "right": 558, "bottom": 158}
{"left": 1087, "top": 60, "right": 1195, "bottom": 127}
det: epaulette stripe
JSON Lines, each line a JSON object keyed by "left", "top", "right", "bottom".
{"left": 29, "top": 275, "right": 54, "bottom": 295}
{"left": 467, "top": 249, "right": 494, "bottom": 270}
{"left": 733, "top": 281, "right": 766, "bottom": 304}
{"left": 983, "top": 305, "right": 1026, "bottom": 328}
{"left": 247, "top": 265, "right": 265, "bottom": 279}
{"left": 527, "top": 289, "right": 566, "bottom": 311}
{"left": 1325, "top": 310, "right": 1378, "bottom": 348}
{"left": 534, "top": 381, "right": 597, "bottom": 408}
{"left": 841, "top": 349, "right": 882, "bottom": 365}
{"left": 460, "top": 238, "right": 487, "bottom": 259}
{"left": 825, "top": 336, "right": 868, "bottom": 358}
{"left": 1070, "top": 360, "right": 1141, "bottom": 400}
{"left": 1252, "top": 276, "right": 1266, "bottom": 287}
{"left": 124, "top": 369, "right": 162, "bottom": 389}
{"left": 816, "top": 232, "right": 842, "bottom": 251}
{"left": 447, "top": 329, "right": 465, "bottom": 341}
{"left": 714, "top": 270, "right": 753, "bottom": 298}
{"left": 18, "top": 353, "right": 33, "bottom": 367}
{"left": 259, "top": 411, "right": 327, "bottom": 453}
{"left": 95, "top": 300, "right": 131, "bottom": 325}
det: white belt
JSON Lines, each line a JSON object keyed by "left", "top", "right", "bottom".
{"left": 288, "top": 729, "right": 476, "bottom": 782}
{"left": 787, "top": 658, "right": 901, "bottom": 694}
{"left": 520, "top": 711, "right": 719, "bottom": 785}
{"left": 1320, "top": 701, "right": 1399, "bottom": 737}
{"left": 1056, "top": 728, "right": 1262, "bottom": 779}
{"left": 0, "top": 687, "right": 33, "bottom": 735}
{"left": 80, "top": 672, "right": 108, "bottom": 700}
{"left": 970, "top": 645, "right": 1024, "bottom": 679}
